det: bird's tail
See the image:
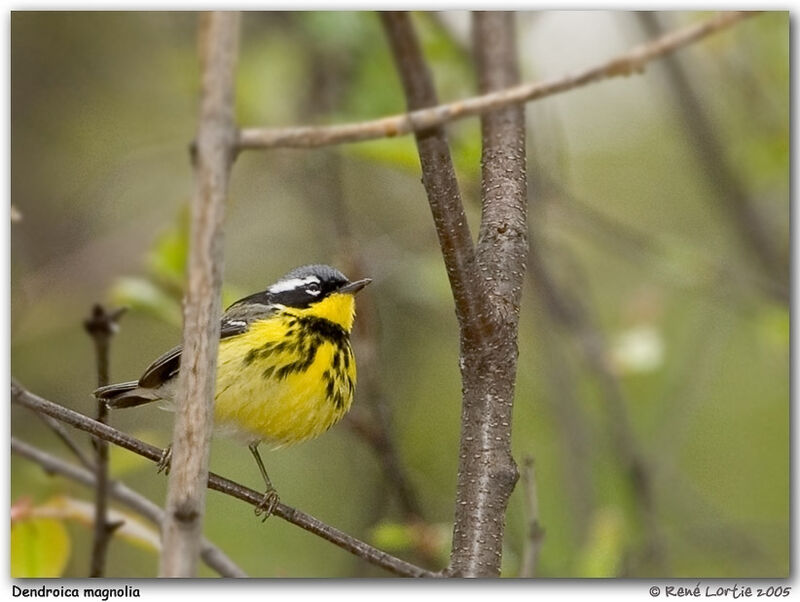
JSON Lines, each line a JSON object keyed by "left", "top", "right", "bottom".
{"left": 94, "top": 381, "right": 161, "bottom": 409}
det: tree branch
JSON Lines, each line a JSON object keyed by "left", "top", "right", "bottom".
{"left": 11, "top": 437, "right": 247, "bottom": 578}
{"left": 160, "top": 11, "right": 239, "bottom": 578}
{"left": 238, "top": 11, "right": 759, "bottom": 150}
{"left": 11, "top": 382, "right": 437, "bottom": 578}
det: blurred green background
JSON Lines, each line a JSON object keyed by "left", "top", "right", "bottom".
{"left": 10, "top": 11, "right": 789, "bottom": 578}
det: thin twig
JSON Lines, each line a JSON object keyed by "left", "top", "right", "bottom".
{"left": 11, "top": 437, "right": 247, "bottom": 578}
{"left": 10, "top": 381, "right": 437, "bottom": 578}
{"left": 238, "top": 11, "right": 759, "bottom": 150}
{"left": 84, "top": 303, "right": 126, "bottom": 577}
{"left": 160, "top": 11, "right": 239, "bottom": 578}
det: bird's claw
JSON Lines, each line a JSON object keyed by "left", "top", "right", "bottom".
{"left": 254, "top": 489, "right": 280, "bottom": 521}
{"left": 157, "top": 445, "right": 172, "bottom": 474}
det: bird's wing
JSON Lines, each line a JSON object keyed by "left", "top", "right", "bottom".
{"left": 137, "top": 318, "right": 251, "bottom": 389}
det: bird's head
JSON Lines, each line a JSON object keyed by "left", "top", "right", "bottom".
{"left": 267, "top": 264, "right": 371, "bottom": 331}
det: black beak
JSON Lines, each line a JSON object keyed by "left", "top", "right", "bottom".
{"left": 339, "top": 278, "right": 372, "bottom": 294}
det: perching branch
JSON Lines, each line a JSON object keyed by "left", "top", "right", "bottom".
{"left": 84, "top": 303, "right": 126, "bottom": 577}
{"left": 11, "top": 382, "right": 437, "bottom": 578}
{"left": 160, "top": 11, "right": 239, "bottom": 578}
{"left": 11, "top": 437, "right": 247, "bottom": 578}
{"left": 238, "top": 11, "right": 759, "bottom": 151}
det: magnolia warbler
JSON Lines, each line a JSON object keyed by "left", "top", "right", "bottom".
{"left": 95, "top": 264, "right": 371, "bottom": 517}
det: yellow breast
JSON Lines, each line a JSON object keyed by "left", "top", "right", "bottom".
{"left": 212, "top": 298, "right": 357, "bottom": 447}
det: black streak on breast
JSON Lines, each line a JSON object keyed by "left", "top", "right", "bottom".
{"left": 243, "top": 315, "right": 353, "bottom": 398}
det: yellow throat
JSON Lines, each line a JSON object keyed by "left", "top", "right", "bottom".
{"left": 293, "top": 292, "right": 357, "bottom": 332}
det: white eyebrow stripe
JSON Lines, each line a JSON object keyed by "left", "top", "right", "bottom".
{"left": 268, "top": 276, "right": 320, "bottom": 294}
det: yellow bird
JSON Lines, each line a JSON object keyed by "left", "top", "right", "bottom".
{"left": 95, "top": 264, "right": 371, "bottom": 517}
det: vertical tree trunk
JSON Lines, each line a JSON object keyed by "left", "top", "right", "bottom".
{"left": 446, "top": 11, "right": 528, "bottom": 577}
{"left": 159, "top": 11, "right": 239, "bottom": 578}
{"left": 382, "top": 11, "right": 527, "bottom": 577}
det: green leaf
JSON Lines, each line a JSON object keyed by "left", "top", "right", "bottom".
{"left": 371, "top": 521, "right": 415, "bottom": 551}
{"left": 11, "top": 518, "right": 71, "bottom": 578}
{"left": 370, "top": 520, "right": 451, "bottom": 567}
{"left": 345, "top": 138, "right": 421, "bottom": 172}
{"left": 109, "top": 276, "right": 182, "bottom": 327}
{"left": 146, "top": 204, "right": 189, "bottom": 287}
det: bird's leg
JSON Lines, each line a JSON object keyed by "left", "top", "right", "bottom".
{"left": 157, "top": 444, "right": 172, "bottom": 474}
{"left": 249, "top": 442, "right": 279, "bottom": 520}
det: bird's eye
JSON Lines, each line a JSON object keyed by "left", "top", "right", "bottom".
{"left": 306, "top": 282, "right": 321, "bottom": 296}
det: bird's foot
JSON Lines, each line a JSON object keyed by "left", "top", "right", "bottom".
{"left": 254, "top": 488, "right": 280, "bottom": 521}
{"left": 157, "top": 445, "right": 172, "bottom": 474}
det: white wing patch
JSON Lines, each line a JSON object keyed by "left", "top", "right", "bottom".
{"left": 268, "top": 275, "right": 320, "bottom": 294}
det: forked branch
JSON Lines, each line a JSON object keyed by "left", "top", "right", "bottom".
{"left": 381, "top": 10, "right": 528, "bottom": 577}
